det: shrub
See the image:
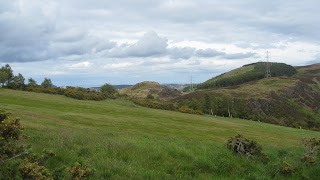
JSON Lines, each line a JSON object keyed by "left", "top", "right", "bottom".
{"left": 130, "top": 98, "right": 177, "bottom": 111}
{"left": 19, "top": 159, "right": 52, "bottom": 180}
{"left": 146, "top": 94, "right": 154, "bottom": 100}
{"left": 69, "top": 162, "right": 95, "bottom": 180}
{"left": 301, "top": 137, "right": 320, "bottom": 164}
{"left": 178, "top": 106, "right": 204, "bottom": 115}
{"left": 100, "top": 83, "right": 117, "bottom": 97}
{"left": 0, "top": 111, "right": 25, "bottom": 163}
{"left": 280, "top": 160, "right": 294, "bottom": 175}
{"left": 227, "top": 134, "right": 262, "bottom": 157}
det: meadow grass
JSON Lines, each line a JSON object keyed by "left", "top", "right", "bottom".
{"left": 1, "top": 89, "right": 320, "bottom": 179}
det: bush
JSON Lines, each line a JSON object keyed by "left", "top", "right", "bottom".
{"left": 130, "top": 98, "right": 177, "bottom": 111}
{"left": 227, "top": 134, "right": 262, "bottom": 157}
{"left": 178, "top": 106, "right": 204, "bottom": 115}
{"left": 280, "top": 160, "right": 295, "bottom": 175}
{"left": 64, "top": 86, "right": 108, "bottom": 101}
{"left": 301, "top": 137, "right": 320, "bottom": 164}
{"left": 100, "top": 83, "right": 117, "bottom": 97}
{"left": 19, "top": 159, "right": 52, "bottom": 180}
{"left": 0, "top": 111, "right": 25, "bottom": 163}
{"left": 146, "top": 94, "right": 154, "bottom": 100}
{"left": 69, "top": 162, "right": 95, "bottom": 180}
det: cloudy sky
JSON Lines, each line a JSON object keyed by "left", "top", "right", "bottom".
{"left": 1, "top": 0, "right": 320, "bottom": 86}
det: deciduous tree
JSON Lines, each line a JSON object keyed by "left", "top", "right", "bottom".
{"left": 0, "top": 64, "right": 13, "bottom": 87}
{"left": 28, "top": 78, "right": 37, "bottom": 86}
{"left": 41, "top": 78, "right": 52, "bottom": 89}
{"left": 100, "top": 83, "right": 117, "bottom": 96}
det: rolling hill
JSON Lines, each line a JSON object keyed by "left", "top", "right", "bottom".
{"left": 174, "top": 63, "right": 320, "bottom": 130}
{"left": 1, "top": 89, "right": 319, "bottom": 179}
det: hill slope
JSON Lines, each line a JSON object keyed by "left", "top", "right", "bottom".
{"left": 1, "top": 89, "right": 319, "bottom": 179}
{"left": 197, "top": 62, "right": 296, "bottom": 89}
{"left": 174, "top": 63, "right": 320, "bottom": 130}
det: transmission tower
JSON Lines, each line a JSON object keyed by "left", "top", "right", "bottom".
{"left": 190, "top": 75, "right": 193, "bottom": 92}
{"left": 265, "top": 51, "right": 271, "bottom": 78}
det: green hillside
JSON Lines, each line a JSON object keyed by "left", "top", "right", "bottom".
{"left": 1, "top": 89, "right": 320, "bottom": 179}
{"left": 197, "top": 62, "right": 297, "bottom": 89}
{"left": 175, "top": 63, "right": 320, "bottom": 131}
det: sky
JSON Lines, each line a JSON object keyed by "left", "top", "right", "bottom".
{"left": 1, "top": 0, "right": 320, "bottom": 87}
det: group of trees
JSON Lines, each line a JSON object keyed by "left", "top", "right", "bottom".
{"left": 0, "top": 64, "right": 117, "bottom": 101}
{"left": 64, "top": 84, "right": 116, "bottom": 101}
{"left": 0, "top": 64, "right": 53, "bottom": 90}
{"left": 177, "top": 90, "right": 320, "bottom": 131}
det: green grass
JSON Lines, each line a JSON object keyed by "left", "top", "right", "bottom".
{"left": 1, "top": 89, "right": 320, "bottom": 179}
{"left": 205, "top": 65, "right": 255, "bottom": 84}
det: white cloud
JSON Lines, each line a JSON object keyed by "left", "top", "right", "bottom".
{"left": 1, "top": 0, "right": 320, "bottom": 85}
{"left": 69, "top": 61, "right": 93, "bottom": 69}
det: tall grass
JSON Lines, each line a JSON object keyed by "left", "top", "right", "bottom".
{"left": 1, "top": 89, "right": 319, "bottom": 179}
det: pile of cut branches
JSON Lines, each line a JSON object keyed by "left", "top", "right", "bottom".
{"left": 227, "top": 134, "right": 262, "bottom": 157}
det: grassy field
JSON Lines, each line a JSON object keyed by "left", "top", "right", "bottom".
{"left": 1, "top": 89, "right": 320, "bottom": 179}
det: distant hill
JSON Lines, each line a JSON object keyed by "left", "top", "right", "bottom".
{"left": 197, "top": 62, "right": 297, "bottom": 89}
{"left": 173, "top": 63, "right": 320, "bottom": 131}
{"left": 120, "top": 81, "right": 181, "bottom": 100}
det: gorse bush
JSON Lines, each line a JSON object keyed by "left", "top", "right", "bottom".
{"left": 0, "top": 111, "right": 53, "bottom": 179}
{"left": 301, "top": 137, "right": 320, "bottom": 164}
{"left": 19, "top": 159, "right": 52, "bottom": 180}
{"left": 0, "top": 111, "right": 95, "bottom": 179}
{"left": 70, "top": 162, "right": 95, "bottom": 180}
{"left": 0, "top": 111, "right": 24, "bottom": 163}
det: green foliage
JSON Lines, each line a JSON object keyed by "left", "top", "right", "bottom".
{"left": 301, "top": 137, "right": 320, "bottom": 164}
{"left": 69, "top": 162, "right": 95, "bottom": 180}
{"left": 130, "top": 98, "right": 177, "bottom": 111}
{"left": 64, "top": 86, "right": 108, "bottom": 101}
{"left": 280, "top": 160, "right": 295, "bottom": 175}
{"left": 178, "top": 106, "right": 204, "bottom": 115}
{"left": 0, "top": 64, "right": 13, "bottom": 86}
{"left": 19, "top": 159, "right": 52, "bottom": 180}
{"left": 28, "top": 78, "right": 37, "bottom": 87}
{"left": 100, "top": 83, "right": 117, "bottom": 96}
{"left": 0, "top": 111, "right": 24, "bottom": 163}
{"left": 7, "top": 73, "right": 25, "bottom": 90}
{"left": 198, "top": 62, "right": 297, "bottom": 89}
{"left": 41, "top": 77, "right": 52, "bottom": 89}
{"left": 146, "top": 94, "right": 154, "bottom": 99}
{"left": 203, "top": 93, "right": 212, "bottom": 114}
{"left": 254, "top": 62, "right": 297, "bottom": 77}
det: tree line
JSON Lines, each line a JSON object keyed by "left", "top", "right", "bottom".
{"left": 0, "top": 64, "right": 117, "bottom": 100}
